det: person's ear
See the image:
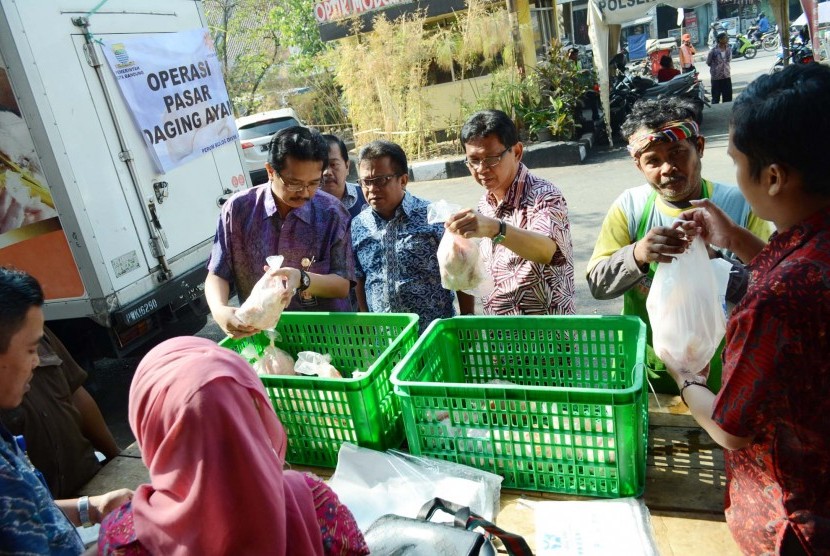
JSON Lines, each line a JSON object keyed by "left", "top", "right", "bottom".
{"left": 766, "top": 163, "right": 789, "bottom": 198}
{"left": 695, "top": 136, "right": 705, "bottom": 158}
{"left": 265, "top": 162, "right": 276, "bottom": 179}
{"left": 633, "top": 156, "right": 642, "bottom": 172}
{"left": 399, "top": 172, "right": 409, "bottom": 190}
{"left": 513, "top": 142, "right": 524, "bottom": 162}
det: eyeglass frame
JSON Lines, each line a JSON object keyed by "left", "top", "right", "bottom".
{"left": 464, "top": 146, "right": 513, "bottom": 170}
{"left": 274, "top": 171, "right": 323, "bottom": 192}
{"left": 357, "top": 173, "right": 403, "bottom": 188}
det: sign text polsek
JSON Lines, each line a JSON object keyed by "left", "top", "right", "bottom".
{"left": 141, "top": 61, "right": 231, "bottom": 145}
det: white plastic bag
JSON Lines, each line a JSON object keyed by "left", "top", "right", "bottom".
{"left": 253, "top": 330, "right": 296, "bottom": 376}
{"left": 328, "top": 443, "right": 503, "bottom": 531}
{"left": 427, "top": 200, "right": 487, "bottom": 292}
{"left": 294, "top": 351, "right": 342, "bottom": 378}
{"left": 236, "top": 255, "right": 289, "bottom": 330}
{"left": 646, "top": 236, "right": 727, "bottom": 374}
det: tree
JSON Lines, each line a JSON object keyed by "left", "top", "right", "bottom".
{"left": 269, "top": 0, "right": 325, "bottom": 74}
{"left": 204, "top": 0, "right": 281, "bottom": 115}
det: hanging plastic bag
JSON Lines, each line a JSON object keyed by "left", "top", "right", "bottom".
{"left": 427, "top": 200, "right": 489, "bottom": 293}
{"left": 294, "top": 351, "right": 342, "bottom": 378}
{"left": 646, "top": 236, "right": 727, "bottom": 375}
{"left": 236, "top": 255, "right": 289, "bottom": 330}
{"left": 253, "top": 329, "right": 296, "bottom": 376}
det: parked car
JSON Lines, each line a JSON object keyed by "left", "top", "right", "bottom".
{"left": 236, "top": 108, "right": 303, "bottom": 184}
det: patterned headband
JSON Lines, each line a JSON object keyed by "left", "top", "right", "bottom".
{"left": 627, "top": 120, "right": 700, "bottom": 158}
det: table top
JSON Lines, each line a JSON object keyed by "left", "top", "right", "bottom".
{"left": 80, "top": 394, "right": 739, "bottom": 555}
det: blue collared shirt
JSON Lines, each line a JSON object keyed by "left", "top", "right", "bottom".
{"left": 0, "top": 425, "right": 83, "bottom": 554}
{"left": 342, "top": 182, "right": 368, "bottom": 220}
{"left": 351, "top": 192, "right": 455, "bottom": 332}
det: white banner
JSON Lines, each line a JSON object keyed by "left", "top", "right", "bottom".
{"left": 102, "top": 28, "right": 237, "bottom": 173}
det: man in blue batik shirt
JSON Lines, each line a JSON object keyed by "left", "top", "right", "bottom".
{"left": 351, "top": 140, "right": 474, "bottom": 332}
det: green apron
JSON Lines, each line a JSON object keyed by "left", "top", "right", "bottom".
{"left": 622, "top": 185, "right": 724, "bottom": 393}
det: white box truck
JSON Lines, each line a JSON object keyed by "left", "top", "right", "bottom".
{"left": 0, "top": 0, "right": 250, "bottom": 361}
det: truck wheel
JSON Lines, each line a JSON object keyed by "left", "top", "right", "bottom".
{"left": 744, "top": 47, "right": 757, "bottom": 60}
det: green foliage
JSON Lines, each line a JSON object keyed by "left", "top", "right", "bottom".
{"left": 269, "top": 0, "right": 325, "bottom": 74}
{"left": 530, "top": 42, "right": 591, "bottom": 140}
{"left": 205, "top": 0, "right": 281, "bottom": 115}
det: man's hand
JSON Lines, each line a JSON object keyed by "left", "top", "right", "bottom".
{"left": 632, "top": 224, "right": 692, "bottom": 267}
{"left": 445, "top": 209, "right": 499, "bottom": 239}
{"left": 266, "top": 266, "right": 301, "bottom": 305}
{"left": 678, "top": 199, "right": 739, "bottom": 251}
{"left": 666, "top": 362, "right": 711, "bottom": 389}
{"left": 213, "top": 305, "right": 258, "bottom": 339}
{"left": 90, "top": 488, "right": 133, "bottom": 524}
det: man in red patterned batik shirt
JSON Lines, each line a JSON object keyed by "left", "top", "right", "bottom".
{"left": 670, "top": 64, "right": 830, "bottom": 554}
{"left": 445, "top": 109, "right": 575, "bottom": 315}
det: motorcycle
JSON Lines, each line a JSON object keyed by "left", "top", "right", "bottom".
{"left": 770, "top": 41, "right": 815, "bottom": 73}
{"left": 606, "top": 70, "right": 709, "bottom": 132}
{"left": 747, "top": 24, "right": 780, "bottom": 51}
{"left": 731, "top": 33, "right": 757, "bottom": 60}
{"left": 708, "top": 20, "right": 737, "bottom": 48}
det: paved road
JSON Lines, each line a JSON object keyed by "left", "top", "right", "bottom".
{"left": 91, "top": 50, "right": 779, "bottom": 448}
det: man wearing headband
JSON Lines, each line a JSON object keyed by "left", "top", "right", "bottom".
{"left": 586, "top": 97, "right": 772, "bottom": 393}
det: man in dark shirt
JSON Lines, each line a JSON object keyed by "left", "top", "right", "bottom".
{"left": 0, "top": 327, "right": 121, "bottom": 498}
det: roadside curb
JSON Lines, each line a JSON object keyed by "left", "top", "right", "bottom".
{"left": 408, "top": 140, "right": 588, "bottom": 182}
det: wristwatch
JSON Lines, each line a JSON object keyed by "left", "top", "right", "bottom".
{"left": 492, "top": 219, "right": 507, "bottom": 245}
{"left": 297, "top": 269, "right": 311, "bottom": 292}
{"left": 77, "top": 495, "right": 93, "bottom": 527}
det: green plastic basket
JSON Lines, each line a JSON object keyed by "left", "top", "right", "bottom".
{"left": 391, "top": 315, "right": 648, "bottom": 497}
{"left": 220, "top": 312, "right": 419, "bottom": 467}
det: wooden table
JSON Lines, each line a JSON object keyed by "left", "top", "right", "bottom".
{"left": 80, "top": 394, "right": 738, "bottom": 555}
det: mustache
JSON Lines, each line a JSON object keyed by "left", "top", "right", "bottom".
{"left": 659, "top": 175, "right": 686, "bottom": 186}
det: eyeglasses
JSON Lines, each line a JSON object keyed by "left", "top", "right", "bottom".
{"left": 276, "top": 172, "right": 322, "bottom": 192}
{"left": 464, "top": 146, "right": 512, "bottom": 170}
{"left": 357, "top": 174, "right": 401, "bottom": 188}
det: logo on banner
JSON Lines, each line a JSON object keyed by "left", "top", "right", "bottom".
{"left": 111, "top": 43, "right": 133, "bottom": 67}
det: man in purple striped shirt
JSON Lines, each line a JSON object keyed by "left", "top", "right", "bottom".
{"left": 206, "top": 126, "right": 355, "bottom": 338}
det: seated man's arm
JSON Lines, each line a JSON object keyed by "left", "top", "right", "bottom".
{"left": 72, "top": 387, "right": 120, "bottom": 461}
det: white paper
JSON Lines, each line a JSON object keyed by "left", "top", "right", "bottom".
{"left": 534, "top": 498, "right": 659, "bottom": 556}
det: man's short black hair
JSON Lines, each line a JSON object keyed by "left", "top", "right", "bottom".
{"left": 660, "top": 55, "right": 673, "bottom": 68}
{"left": 322, "top": 134, "right": 349, "bottom": 163}
{"left": 267, "top": 126, "right": 329, "bottom": 174}
{"left": 0, "top": 268, "right": 43, "bottom": 353}
{"left": 620, "top": 97, "right": 699, "bottom": 142}
{"left": 716, "top": 32, "right": 728, "bottom": 41}
{"left": 460, "top": 109, "right": 519, "bottom": 150}
{"left": 731, "top": 63, "right": 830, "bottom": 196}
{"left": 358, "top": 140, "right": 408, "bottom": 176}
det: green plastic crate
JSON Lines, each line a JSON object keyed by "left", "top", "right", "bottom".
{"left": 220, "top": 312, "right": 419, "bottom": 467}
{"left": 391, "top": 315, "right": 648, "bottom": 497}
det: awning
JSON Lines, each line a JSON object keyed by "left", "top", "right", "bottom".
{"left": 793, "top": 2, "right": 830, "bottom": 25}
{"left": 620, "top": 15, "right": 654, "bottom": 28}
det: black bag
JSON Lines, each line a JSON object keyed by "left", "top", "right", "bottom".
{"left": 363, "top": 498, "right": 533, "bottom": 556}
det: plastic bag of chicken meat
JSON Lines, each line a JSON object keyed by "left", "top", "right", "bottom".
{"left": 236, "top": 256, "right": 289, "bottom": 330}
{"left": 427, "top": 200, "right": 489, "bottom": 293}
{"left": 646, "top": 235, "right": 727, "bottom": 375}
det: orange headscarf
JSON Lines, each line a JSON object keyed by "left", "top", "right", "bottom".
{"left": 128, "top": 337, "right": 323, "bottom": 556}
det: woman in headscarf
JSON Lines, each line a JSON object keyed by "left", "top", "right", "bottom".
{"left": 98, "top": 336, "right": 367, "bottom": 555}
